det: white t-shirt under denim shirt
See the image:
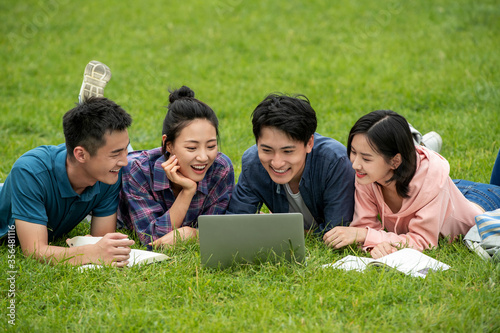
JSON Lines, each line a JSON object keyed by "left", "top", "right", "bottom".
{"left": 285, "top": 183, "right": 317, "bottom": 231}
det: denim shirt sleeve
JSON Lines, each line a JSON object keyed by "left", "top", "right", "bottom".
{"left": 303, "top": 134, "right": 355, "bottom": 234}
{"left": 199, "top": 154, "right": 235, "bottom": 217}
{"left": 226, "top": 164, "right": 263, "bottom": 214}
{"left": 226, "top": 146, "right": 264, "bottom": 214}
{"left": 317, "top": 155, "right": 355, "bottom": 232}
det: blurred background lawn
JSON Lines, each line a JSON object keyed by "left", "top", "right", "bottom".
{"left": 1, "top": 0, "right": 499, "bottom": 180}
{"left": 1, "top": 0, "right": 499, "bottom": 331}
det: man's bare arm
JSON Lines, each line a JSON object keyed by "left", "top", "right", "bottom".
{"left": 90, "top": 213, "right": 118, "bottom": 236}
{"left": 15, "top": 219, "right": 134, "bottom": 266}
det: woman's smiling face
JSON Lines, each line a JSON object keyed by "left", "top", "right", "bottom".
{"left": 166, "top": 118, "right": 218, "bottom": 183}
{"left": 349, "top": 134, "right": 396, "bottom": 186}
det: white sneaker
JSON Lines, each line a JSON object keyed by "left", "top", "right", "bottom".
{"left": 78, "top": 60, "right": 112, "bottom": 102}
{"left": 422, "top": 131, "right": 442, "bottom": 153}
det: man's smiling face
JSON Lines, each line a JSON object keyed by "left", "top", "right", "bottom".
{"left": 82, "top": 129, "right": 130, "bottom": 186}
{"left": 257, "top": 126, "right": 313, "bottom": 190}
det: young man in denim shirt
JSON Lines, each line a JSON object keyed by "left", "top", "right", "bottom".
{"left": 227, "top": 93, "right": 355, "bottom": 238}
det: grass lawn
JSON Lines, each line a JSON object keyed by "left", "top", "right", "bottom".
{"left": 1, "top": 0, "right": 499, "bottom": 331}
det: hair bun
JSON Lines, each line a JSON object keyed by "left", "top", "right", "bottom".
{"left": 169, "top": 86, "right": 195, "bottom": 103}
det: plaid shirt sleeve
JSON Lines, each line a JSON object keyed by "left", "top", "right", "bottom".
{"left": 119, "top": 151, "right": 235, "bottom": 245}
{"left": 197, "top": 153, "right": 234, "bottom": 218}
{"left": 118, "top": 155, "right": 174, "bottom": 245}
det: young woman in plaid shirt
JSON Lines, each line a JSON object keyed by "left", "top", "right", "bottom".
{"left": 118, "top": 86, "right": 234, "bottom": 246}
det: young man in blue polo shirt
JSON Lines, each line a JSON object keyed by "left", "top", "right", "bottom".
{"left": 0, "top": 68, "right": 135, "bottom": 266}
{"left": 227, "top": 93, "right": 355, "bottom": 238}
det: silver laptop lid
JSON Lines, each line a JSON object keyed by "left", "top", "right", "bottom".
{"left": 198, "top": 213, "right": 305, "bottom": 268}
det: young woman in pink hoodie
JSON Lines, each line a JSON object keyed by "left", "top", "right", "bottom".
{"left": 323, "top": 110, "right": 500, "bottom": 258}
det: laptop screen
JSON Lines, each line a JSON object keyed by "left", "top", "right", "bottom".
{"left": 198, "top": 213, "right": 305, "bottom": 268}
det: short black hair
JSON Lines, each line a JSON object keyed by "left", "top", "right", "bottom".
{"left": 161, "top": 86, "right": 219, "bottom": 156}
{"left": 63, "top": 97, "right": 132, "bottom": 159}
{"left": 252, "top": 93, "right": 317, "bottom": 145}
{"left": 347, "top": 110, "right": 416, "bottom": 198}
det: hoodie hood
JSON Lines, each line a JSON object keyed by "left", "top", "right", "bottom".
{"left": 404, "top": 145, "right": 450, "bottom": 213}
{"left": 368, "top": 145, "right": 450, "bottom": 233}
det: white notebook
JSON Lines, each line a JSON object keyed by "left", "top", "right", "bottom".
{"left": 67, "top": 236, "right": 170, "bottom": 269}
{"left": 323, "top": 248, "right": 450, "bottom": 278}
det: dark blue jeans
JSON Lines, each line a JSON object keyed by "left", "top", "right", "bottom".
{"left": 491, "top": 148, "right": 500, "bottom": 186}
{"left": 454, "top": 179, "right": 500, "bottom": 212}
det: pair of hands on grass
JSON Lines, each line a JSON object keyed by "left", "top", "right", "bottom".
{"left": 323, "top": 226, "right": 398, "bottom": 259}
{"left": 16, "top": 219, "right": 134, "bottom": 267}
{"left": 150, "top": 226, "right": 198, "bottom": 247}
{"left": 323, "top": 226, "right": 367, "bottom": 249}
{"left": 71, "top": 233, "right": 135, "bottom": 267}
{"left": 368, "top": 242, "right": 398, "bottom": 259}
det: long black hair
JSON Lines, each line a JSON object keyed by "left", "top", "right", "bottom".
{"left": 161, "top": 86, "right": 219, "bottom": 157}
{"left": 347, "top": 110, "right": 417, "bottom": 198}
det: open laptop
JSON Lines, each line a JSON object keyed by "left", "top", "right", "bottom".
{"left": 198, "top": 213, "right": 305, "bottom": 268}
